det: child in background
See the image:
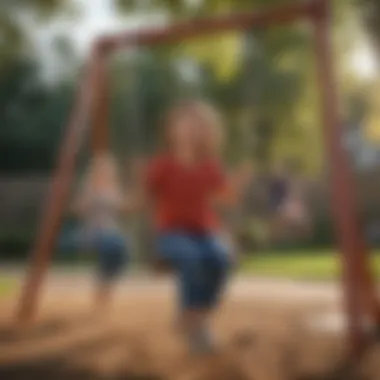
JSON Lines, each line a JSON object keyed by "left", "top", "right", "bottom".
{"left": 280, "top": 180, "right": 310, "bottom": 237}
{"left": 61, "top": 153, "right": 130, "bottom": 311}
{"left": 269, "top": 163, "right": 310, "bottom": 241}
{"left": 144, "top": 100, "right": 250, "bottom": 354}
{"left": 268, "top": 164, "right": 291, "bottom": 240}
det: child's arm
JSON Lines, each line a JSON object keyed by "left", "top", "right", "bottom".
{"left": 123, "top": 190, "right": 146, "bottom": 212}
{"left": 122, "top": 157, "right": 153, "bottom": 213}
{"left": 213, "top": 162, "right": 253, "bottom": 208}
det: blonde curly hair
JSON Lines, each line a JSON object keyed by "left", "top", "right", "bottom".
{"left": 163, "top": 99, "right": 225, "bottom": 158}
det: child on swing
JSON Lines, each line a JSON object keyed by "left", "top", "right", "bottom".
{"left": 144, "top": 100, "right": 250, "bottom": 354}
{"left": 269, "top": 163, "right": 310, "bottom": 241}
{"left": 62, "top": 153, "right": 130, "bottom": 312}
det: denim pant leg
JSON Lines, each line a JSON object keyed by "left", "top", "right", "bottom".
{"left": 94, "top": 230, "right": 129, "bottom": 283}
{"left": 58, "top": 228, "right": 83, "bottom": 254}
{"left": 199, "top": 235, "right": 231, "bottom": 309}
{"left": 156, "top": 232, "right": 206, "bottom": 310}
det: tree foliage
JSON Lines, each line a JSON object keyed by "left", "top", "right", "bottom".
{"left": 0, "top": 0, "right": 70, "bottom": 72}
{"left": 0, "top": 59, "right": 74, "bottom": 173}
{"left": 0, "top": 0, "right": 376, "bottom": 175}
{"left": 357, "top": 0, "right": 380, "bottom": 58}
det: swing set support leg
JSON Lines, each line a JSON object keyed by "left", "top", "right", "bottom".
{"left": 15, "top": 50, "right": 102, "bottom": 323}
{"left": 311, "top": 0, "right": 379, "bottom": 359}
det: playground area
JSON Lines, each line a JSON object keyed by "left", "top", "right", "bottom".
{"left": 1, "top": 0, "right": 380, "bottom": 379}
{"left": 1, "top": 272, "right": 380, "bottom": 380}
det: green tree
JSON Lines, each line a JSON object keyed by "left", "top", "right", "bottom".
{"left": 0, "top": 59, "right": 75, "bottom": 174}
{"left": 0, "top": 0, "right": 71, "bottom": 72}
{"left": 357, "top": 0, "right": 380, "bottom": 58}
{"left": 114, "top": 0, "right": 328, "bottom": 171}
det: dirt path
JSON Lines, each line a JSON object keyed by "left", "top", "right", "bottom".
{"left": 0, "top": 270, "right": 379, "bottom": 379}
{"left": 1, "top": 266, "right": 341, "bottom": 300}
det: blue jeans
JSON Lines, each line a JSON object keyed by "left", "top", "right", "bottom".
{"left": 156, "top": 231, "right": 231, "bottom": 310}
{"left": 59, "top": 227, "right": 129, "bottom": 282}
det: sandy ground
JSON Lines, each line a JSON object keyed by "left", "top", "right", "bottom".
{"left": 0, "top": 271, "right": 380, "bottom": 380}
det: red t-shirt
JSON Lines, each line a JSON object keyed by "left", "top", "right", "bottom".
{"left": 146, "top": 155, "right": 226, "bottom": 232}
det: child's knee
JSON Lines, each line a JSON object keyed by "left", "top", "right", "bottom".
{"left": 216, "top": 252, "right": 230, "bottom": 275}
{"left": 97, "top": 232, "right": 127, "bottom": 253}
{"left": 207, "top": 237, "right": 231, "bottom": 273}
{"left": 180, "top": 254, "right": 205, "bottom": 282}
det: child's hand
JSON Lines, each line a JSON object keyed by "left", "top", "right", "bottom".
{"left": 232, "top": 161, "right": 254, "bottom": 194}
{"left": 212, "top": 162, "right": 253, "bottom": 208}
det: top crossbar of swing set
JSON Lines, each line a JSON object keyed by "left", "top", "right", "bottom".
{"left": 94, "top": 0, "right": 324, "bottom": 54}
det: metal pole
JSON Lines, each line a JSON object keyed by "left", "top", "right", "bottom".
{"left": 311, "top": 0, "right": 367, "bottom": 357}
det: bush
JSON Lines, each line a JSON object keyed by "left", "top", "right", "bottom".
{"left": 0, "top": 218, "right": 80, "bottom": 261}
{"left": 308, "top": 217, "right": 335, "bottom": 247}
{"left": 238, "top": 216, "right": 335, "bottom": 255}
{"left": 0, "top": 229, "right": 34, "bottom": 260}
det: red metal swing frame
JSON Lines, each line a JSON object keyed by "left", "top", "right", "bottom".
{"left": 15, "top": 0, "right": 380, "bottom": 359}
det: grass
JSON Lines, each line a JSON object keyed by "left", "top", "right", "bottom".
{"left": 241, "top": 249, "right": 380, "bottom": 280}
{"left": 1, "top": 250, "right": 380, "bottom": 289}
{"left": 0, "top": 279, "right": 17, "bottom": 298}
